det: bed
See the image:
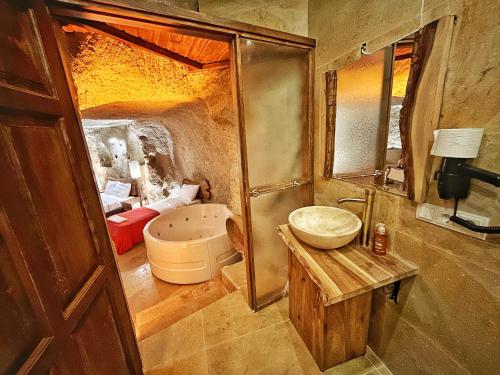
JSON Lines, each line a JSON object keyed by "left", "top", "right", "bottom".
{"left": 101, "top": 193, "right": 129, "bottom": 214}
{"left": 100, "top": 178, "right": 139, "bottom": 217}
{"left": 106, "top": 179, "right": 211, "bottom": 255}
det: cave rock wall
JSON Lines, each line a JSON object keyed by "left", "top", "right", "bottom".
{"left": 70, "top": 32, "right": 240, "bottom": 213}
{"left": 83, "top": 99, "right": 240, "bottom": 212}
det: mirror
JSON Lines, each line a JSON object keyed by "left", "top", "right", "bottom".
{"left": 323, "top": 16, "right": 455, "bottom": 202}
{"left": 329, "top": 34, "right": 415, "bottom": 196}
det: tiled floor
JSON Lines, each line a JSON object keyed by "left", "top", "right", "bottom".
{"left": 139, "top": 290, "right": 392, "bottom": 375}
{"left": 116, "top": 243, "right": 392, "bottom": 374}
{"left": 221, "top": 259, "right": 248, "bottom": 299}
{"left": 116, "top": 243, "right": 230, "bottom": 340}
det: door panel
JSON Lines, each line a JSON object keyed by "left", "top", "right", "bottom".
{"left": 0, "top": 0, "right": 141, "bottom": 373}
{"left": 238, "top": 37, "right": 313, "bottom": 308}
{"left": 0, "top": 0, "right": 54, "bottom": 96}
{"left": 240, "top": 39, "right": 310, "bottom": 187}
{"left": 0, "top": 229, "right": 43, "bottom": 374}
{"left": 250, "top": 185, "right": 311, "bottom": 305}
{"left": 69, "top": 290, "right": 130, "bottom": 374}
{"left": 8, "top": 122, "right": 100, "bottom": 308}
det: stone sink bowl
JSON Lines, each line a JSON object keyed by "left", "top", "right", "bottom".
{"left": 288, "top": 206, "right": 362, "bottom": 250}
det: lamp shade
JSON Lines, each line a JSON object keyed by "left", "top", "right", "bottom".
{"left": 430, "top": 128, "right": 484, "bottom": 158}
{"left": 128, "top": 161, "right": 141, "bottom": 179}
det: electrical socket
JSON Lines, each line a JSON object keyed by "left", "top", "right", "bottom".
{"left": 416, "top": 203, "right": 489, "bottom": 240}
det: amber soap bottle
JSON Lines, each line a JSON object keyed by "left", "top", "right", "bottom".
{"left": 372, "top": 223, "right": 388, "bottom": 256}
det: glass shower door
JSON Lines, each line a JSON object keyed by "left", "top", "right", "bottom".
{"left": 238, "top": 38, "right": 312, "bottom": 308}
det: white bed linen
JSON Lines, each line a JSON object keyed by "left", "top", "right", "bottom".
{"left": 104, "top": 180, "right": 131, "bottom": 198}
{"left": 100, "top": 193, "right": 128, "bottom": 213}
{"left": 145, "top": 197, "right": 201, "bottom": 215}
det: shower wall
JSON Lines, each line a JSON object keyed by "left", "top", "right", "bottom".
{"left": 199, "top": 0, "right": 308, "bottom": 36}
{"left": 69, "top": 32, "right": 241, "bottom": 213}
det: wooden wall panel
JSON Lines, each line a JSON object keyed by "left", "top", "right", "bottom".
{"left": 68, "top": 289, "right": 130, "bottom": 374}
{"left": 8, "top": 122, "right": 100, "bottom": 308}
{"left": 0, "top": 225, "right": 43, "bottom": 374}
{"left": 0, "top": 0, "right": 53, "bottom": 96}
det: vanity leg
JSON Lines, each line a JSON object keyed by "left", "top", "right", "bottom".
{"left": 289, "top": 251, "right": 372, "bottom": 371}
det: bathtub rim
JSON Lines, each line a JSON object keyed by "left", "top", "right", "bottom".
{"left": 143, "top": 203, "right": 232, "bottom": 246}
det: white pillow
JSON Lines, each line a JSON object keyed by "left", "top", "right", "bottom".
{"left": 103, "top": 181, "right": 118, "bottom": 195}
{"left": 174, "top": 184, "right": 199, "bottom": 202}
{"left": 104, "top": 180, "right": 131, "bottom": 198}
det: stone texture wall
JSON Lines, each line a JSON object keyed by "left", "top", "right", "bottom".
{"left": 197, "top": 3, "right": 499, "bottom": 370}
{"left": 69, "top": 32, "right": 240, "bottom": 213}
{"left": 310, "top": 0, "right": 500, "bottom": 374}
{"left": 148, "top": 0, "right": 198, "bottom": 10}
{"left": 198, "top": 0, "right": 308, "bottom": 36}
{"left": 83, "top": 100, "right": 241, "bottom": 211}
{"left": 83, "top": 121, "right": 145, "bottom": 186}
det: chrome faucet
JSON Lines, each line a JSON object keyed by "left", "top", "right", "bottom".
{"left": 336, "top": 189, "right": 375, "bottom": 247}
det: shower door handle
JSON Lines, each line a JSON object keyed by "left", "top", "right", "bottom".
{"left": 249, "top": 178, "right": 312, "bottom": 198}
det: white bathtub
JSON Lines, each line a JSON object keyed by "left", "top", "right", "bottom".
{"left": 143, "top": 203, "right": 241, "bottom": 284}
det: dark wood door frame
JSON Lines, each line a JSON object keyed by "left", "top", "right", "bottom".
{"left": 48, "top": 0, "right": 315, "bottom": 48}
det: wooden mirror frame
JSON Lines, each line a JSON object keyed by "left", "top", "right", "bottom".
{"left": 323, "top": 15, "right": 455, "bottom": 202}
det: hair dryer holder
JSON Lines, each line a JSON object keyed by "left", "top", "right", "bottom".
{"left": 435, "top": 158, "right": 500, "bottom": 234}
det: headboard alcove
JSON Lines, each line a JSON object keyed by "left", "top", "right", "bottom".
{"left": 182, "top": 178, "right": 212, "bottom": 202}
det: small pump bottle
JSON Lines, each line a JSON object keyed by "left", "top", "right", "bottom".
{"left": 372, "top": 223, "right": 388, "bottom": 256}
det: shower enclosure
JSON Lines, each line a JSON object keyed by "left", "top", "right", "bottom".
{"left": 235, "top": 37, "right": 314, "bottom": 309}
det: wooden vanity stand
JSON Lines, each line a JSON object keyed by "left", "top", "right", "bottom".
{"left": 278, "top": 224, "right": 418, "bottom": 371}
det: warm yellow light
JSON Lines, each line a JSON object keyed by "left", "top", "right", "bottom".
{"left": 391, "top": 45, "right": 412, "bottom": 98}
{"left": 69, "top": 33, "right": 228, "bottom": 111}
{"left": 392, "top": 58, "right": 411, "bottom": 98}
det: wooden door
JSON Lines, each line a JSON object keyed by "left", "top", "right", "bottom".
{"left": 0, "top": 0, "right": 142, "bottom": 373}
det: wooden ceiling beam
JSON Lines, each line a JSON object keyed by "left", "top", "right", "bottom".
{"left": 201, "top": 60, "right": 230, "bottom": 70}
{"left": 71, "top": 19, "right": 204, "bottom": 70}
{"left": 395, "top": 52, "right": 413, "bottom": 61}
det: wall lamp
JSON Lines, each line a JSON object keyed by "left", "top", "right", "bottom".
{"left": 129, "top": 161, "right": 143, "bottom": 207}
{"left": 431, "top": 128, "right": 500, "bottom": 234}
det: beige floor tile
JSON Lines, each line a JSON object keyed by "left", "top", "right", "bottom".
{"left": 136, "top": 277, "right": 228, "bottom": 340}
{"left": 375, "top": 367, "right": 393, "bottom": 375}
{"left": 365, "top": 346, "right": 384, "bottom": 368}
{"left": 205, "top": 320, "right": 320, "bottom": 375}
{"left": 117, "top": 244, "right": 194, "bottom": 315}
{"left": 364, "top": 346, "right": 393, "bottom": 374}
{"left": 221, "top": 259, "right": 247, "bottom": 290}
{"left": 145, "top": 351, "right": 208, "bottom": 375}
{"left": 117, "top": 243, "right": 229, "bottom": 340}
{"left": 202, "top": 291, "right": 289, "bottom": 347}
{"left": 139, "top": 311, "right": 204, "bottom": 371}
{"left": 205, "top": 318, "right": 376, "bottom": 375}
{"left": 323, "top": 356, "right": 375, "bottom": 375}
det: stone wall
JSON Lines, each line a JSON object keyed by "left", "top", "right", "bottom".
{"left": 199, "top": 0, "right": 500, "bottom": 372}
{"left": 198, "top": 0, "right": 308, "bottom": 36}
{"left": 310, "top": 0, "right": 500, "bottom": 374}
{"left": 148, "top": 0, "right": 198, "bottom": 10}
{"left": 69, "top": 32, "right": 240, "bottom": 213}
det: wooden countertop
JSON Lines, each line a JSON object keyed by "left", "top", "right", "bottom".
{"left": 278, "top": 224, "right": 419, "bottom": 306}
